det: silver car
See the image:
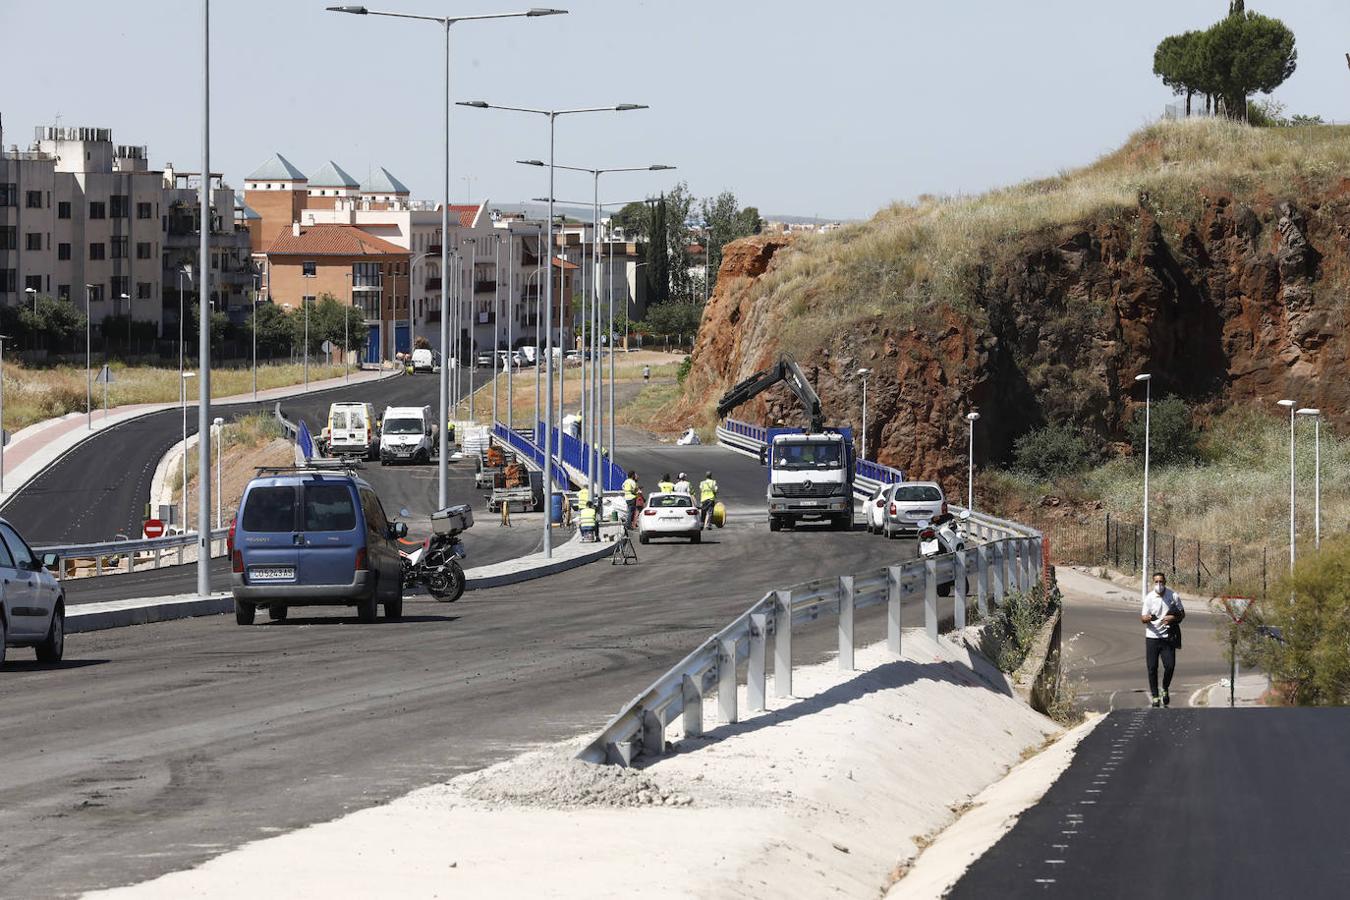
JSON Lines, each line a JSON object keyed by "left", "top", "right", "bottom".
{"left": 0, "top": 518, "right": 65, "bottom": 666}
{"left": 882, "top": 482, "right": 947, "bottom": 539}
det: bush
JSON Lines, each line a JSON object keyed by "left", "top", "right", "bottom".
{"left": 676, "top": 355, "right": 692, "bottom": 385}
{"left": 1231, "top": 537, "right": 1350, "bottom": 705}
{"left": 1013, "top": 424, "right": 1093, "bottom": 479}
{"left": 1127, "top": 395, "right": 1199, "bottom": 466}
{"left": 989, "top": 581, "right": 1062, "bottom": 673}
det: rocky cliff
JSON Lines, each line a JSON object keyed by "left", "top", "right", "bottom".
{"left": 679, "top": 121, "right": 1350, "bottom": 491}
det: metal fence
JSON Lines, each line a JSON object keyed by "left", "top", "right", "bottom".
{"left": 35, "top": 530, "right": 230, "bottom": 580}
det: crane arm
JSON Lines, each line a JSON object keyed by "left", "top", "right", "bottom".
{"left": 716, "top": 358, "right": 824, "bottom": 432}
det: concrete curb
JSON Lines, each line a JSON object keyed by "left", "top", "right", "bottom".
{"left": 465, "top": 531, "right": 618, "bottom": 590}
{"left": 1012, "top": 607, "right": 1063, "bottom": 715}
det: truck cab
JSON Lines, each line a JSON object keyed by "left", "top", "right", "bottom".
{"left": 765, "top": 429, "right": 854, "bottom": 532}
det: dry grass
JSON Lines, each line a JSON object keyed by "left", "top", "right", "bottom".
{"left": 1, "top": 360, "right": 348, "bottom": 435}
{"left": 176, "top": 414, "right": 291, "bottom": 529}
{"left": 465, "top": 361, "right": 682, "bottom": 429}
{"left": 752, "top": 119, "right": 1350, "bottom": 356}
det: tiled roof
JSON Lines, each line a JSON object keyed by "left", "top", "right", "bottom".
{"left": 246, "top": 153, "right": 307, "bottom": 182}
{"left": 265, "top": 224, "right": 411, "bottom": 257}
{"left": 552, "top": 255, "right": 578, "bottom": 271}
{"left": 449, "top": 203, "right": 480, "bottom": 227}
{"left": 359, "top": 167, "right": 411, "bottom": 195}
{"left": 309, "top": 160, "right": 360, "bottom": 188}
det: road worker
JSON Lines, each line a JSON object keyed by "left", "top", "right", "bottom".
{"left": 622, "top": 471, "right": 640, "bottom": 527}
{"left": 658, "top": 472, "right": 676, "bottom": 493}
{"left": 578, "top": 501, "right": 598, "bottom": 542}
{"left": 674, "top": 472, "right": 692, "bottom": 495}
{"left": 577, "top": 484, "right": 591, "bottom": 509}
{"left": 699, "top": 471, "right": 719, "bottom": 530}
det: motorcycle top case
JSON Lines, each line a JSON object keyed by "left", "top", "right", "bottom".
{"left": 431, "top": 503, "right": 474, "bottom": 535}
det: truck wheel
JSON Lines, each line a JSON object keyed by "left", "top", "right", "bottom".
{"left": 769, "top": 516, "right": 781, "bottom": 532}
{"left": 267, "top": 604, "right": 288, "bottom": 622}
{"left": 234, "top": 598, "right": 256, "bottom": 626}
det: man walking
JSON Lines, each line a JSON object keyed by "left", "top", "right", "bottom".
{"left": 698, "top": 470, "right": 718, "bottom": 530}
{"left": 621, "top": 470, "right": 639, "bottom": 528}
{"left": 1141, "top": 571, "right": 1186, "bottom": 708}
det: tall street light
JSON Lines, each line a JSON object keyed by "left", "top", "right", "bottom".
{"left": 84, "top": 284, "right": 95, "bottom": 430}
{"left": 1277, "top": 398, "right": 1297, "bottom": 570}
{"left": 24, "top": 286, "right": 37, "bottom": 315}
{"left": 197, "top": 0, "right": 213, "bottom": 599}
{"left": 519, "top": 161, "right": 672, "bottom": 495}
{"left": 1297, "top": 407, "right": 1322, "bottom": 550}
{"left": 213, "top": 416, "right": 224, "bottom": 528}
{"left": 856, "top": 367, "right": 871, "bottom": 461}
{"left": 965, "top": 410, "right": 980, "bottom": 511}
{"left": 251, "top": 273, "right": 259, "bottom": 399}
{"left": 1135, "top": 373, "right": 1152, "bottom": 599}
{"left": 459, "top": 100, "right": 649, "bottom": 556}
{"left": 329, "top": 4, "right": 568, "bottom": 510}
{"left": 182, "top": 370, "right": 196, "bottom": 533}
{"left": 0, "top": 334, "right": 8, "bottom": 494}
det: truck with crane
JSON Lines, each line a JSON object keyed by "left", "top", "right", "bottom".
{"left": 716, "top": 358, "right": 855, "bottom": 532}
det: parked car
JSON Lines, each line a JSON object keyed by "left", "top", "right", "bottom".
{"left": 882, "top": 482, "right": 947, "bottom": 539}
{"left": 322, "top": 402, "right": 380, "bottom": 460}
{"left": 865, "top": 482, "right": 900, "bottom": 534}
{"left": 637, "top": 491, "right": 703, "bottom": 544}
{"left": 496, "top": 349, "right": 522, "bottom": 370}
{"left": 230, "top": 467, "right": 407, "bottom": 625}
{"left": 379, "top": 405, "right": 435, "bottom": 465}
{"left": 410, "top": 348, "right": 438, "bottom": 373}
{"left": 0, "top": 518, "right": 65, "bottom": 666}
{"left": 475, "top": 350, "right": 495, "bottom": 368}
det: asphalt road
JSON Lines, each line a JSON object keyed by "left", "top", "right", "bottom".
{"left": 950, "top": 709, "right": 1350, "bottom": 898}
{"left": 0, "top": 442, "right": 924, "bottom": 899}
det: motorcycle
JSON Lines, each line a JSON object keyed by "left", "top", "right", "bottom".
{"left": 918, "top": 509, "right": 971, "bottom": 597}
{"left": 399, "top": 504, "right": 473, "bottom": 602}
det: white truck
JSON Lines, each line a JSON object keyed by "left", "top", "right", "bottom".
{"left": 379, "top": 405, "right": 435, "bottom": 465}
{"left": 717, "top": 358, "right": 856, "bottom": 532}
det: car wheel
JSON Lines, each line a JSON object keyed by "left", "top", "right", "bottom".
{"left": 357, "top": 593, "right": 379, "bottom": 624}
{"left": 234, "top": 598, "right": 256, "bottom": 626}
{"left": 638, "top": 531, "right": 650, "bottom": 544}
{"left": 267, "top": 604, "right": 288, "bottom": 622}
{"left": 691, "top": 532, "right": 701, "bottom": 544}
{"left": 35, "top": 604, "right": 65, "bottom": 662}
{"left": 0, "top": 615, "right": 6, "bottom": 667}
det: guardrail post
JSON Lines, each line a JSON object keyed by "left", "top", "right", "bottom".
{"left": 991, "top": 542, "right": 1005, "bottom": 606}
{"left": 774, "top": 589, "right": 793, "bottom": 698}
{"left": 1035, "top": 538, "right": 1046, "bottom": 586}
{"left": 749, "top": 611, "right": 768, "bottom": 712}
{"left": 886, "top": 565, "right": 903, "bottom": 656}
{"left": 1022, "top": 539, "right": 1034, "bottom": 588}
{"left": 641, "top": 708, "right": 664, "bottom": 758}
{"left": 976, "top": 545, "right": 989, "bottom": 616}
{"left": 718, "top": 636, "right": 738, "bottom": 724}
{"left": 681, "top": 675, "right": 703, "bottom": 739}
{"left": 954, "top": 551, "right": 968, "bottom": 630}
{"left": 924, "top": 558, "right": 939, "bottom": 642}
{"left": 838, "top": 575, "right": 855, "bottom": 671}
{"left": 1007, "top": 541, "right": 1021, "bottom": 593}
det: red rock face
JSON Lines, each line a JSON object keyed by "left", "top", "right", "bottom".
{"left": 683, "top": 196, "right": 1350, "bottom": 494}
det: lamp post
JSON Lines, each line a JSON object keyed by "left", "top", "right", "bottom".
{"left": 198, "top": 0, "right": 213, "bottom": 599}
{"left": 856, "top": 367, "right": 871, "bottom": 461}
{"left": 1296, "top": 407, "right": 1321, "bottom": 550}
{"left": 24, "top": 286, "right": 36, "bottom": 315}
{"left": 0, "top": 334, "right": 8, "bottom": 494}
{"left": 329, "top": 4, "right": 567, "bottom": 509}
{"left": 461, "top": 100, "right": 648, "bottom": 555}
{"left": 84, "top": 284, "right": 94, "bottom": 430}
{"left": 251, "top": 273, "right": 259, "bottom": 399}
{"left": 118, "top": 291, "right": 132, "bottom": 353}
{"left": 181, "top": 370, "right": 196, "bottom": 533}
{"left": 1135, "top": 373, "right": 1152, "bottom": 599}
{"left": 965, "top": 410, "right": 980, "bottom": 511}
{"left": 213, "top": 416, "right": 224, "bottom": 528}
{"left": 1277, "top": 398, "right": 1297, "bottom": 570}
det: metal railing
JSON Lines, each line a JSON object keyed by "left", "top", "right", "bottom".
{"left": 35, "top": 529, "right": 231, "bottom": 580}
{"left": 578, "top": 530, "right": 1045, "bottom": 766}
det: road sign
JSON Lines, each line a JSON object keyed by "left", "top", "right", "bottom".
{"left": 321, "top": 340, "right": 333, "bottom": 353}
{"left": 1220, "top": 596, "right": 1253, "bottom": 623}
{"left": 143, "top": 518, "right": 166, "bottom": 539}
{"left": 94, "top": 364, "right": 114, "bottom": 384}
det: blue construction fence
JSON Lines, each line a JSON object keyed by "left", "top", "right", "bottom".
{"left": 723, "top": 418, "right": 768, "bottom": 444}
{"left": 724, "top": 418, "right": 905, "bottom": 484}
{"left": 491, "top": 422, "right": 570, "bottom": 488}
{"left": 537, "top": 421, "right": 626, "bottom": 491}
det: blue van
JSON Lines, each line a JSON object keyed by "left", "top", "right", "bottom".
{"left": 230, "top": 467, "right": 407, "bottom": 625}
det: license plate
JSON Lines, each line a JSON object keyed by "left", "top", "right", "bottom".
{"left": 799, "top": 500, "right": 820, "bottom": 507}
{"left": 249, "top": 567, "right": 295, "bottom": 581}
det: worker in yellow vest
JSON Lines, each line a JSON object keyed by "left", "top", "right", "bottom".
{"left": 698, "top": 471, "right": 719, "bottom": 530}
{"left": 577, "top": 485, "right": 591, "bottom": 509}
{"left": 621, "top": 471, "right": 639, "bottom": 528}
{"left": 578, "top": 502, "right": 597, "bottom": 541}
{"left": 658, "top": 472, "right": 675, "bottom": 494}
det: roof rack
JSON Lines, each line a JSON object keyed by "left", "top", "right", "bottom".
{"left": 255, "top": 459, "right": 366, "bottom": 477}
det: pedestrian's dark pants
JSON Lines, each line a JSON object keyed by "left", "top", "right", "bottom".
{"left": 701, "top": 499, "right": 714, "bottom": 529}
{"left": 1145, "top": 637, "right": 1176, "bottom": 698}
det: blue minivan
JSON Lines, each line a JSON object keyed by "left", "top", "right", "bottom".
{"left": 230, "top": 468, "right": 407, "bottom": 625}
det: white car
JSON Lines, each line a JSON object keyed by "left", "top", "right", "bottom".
{"left": 638, "top": 492, "right": 703, "bottom": 544}
{"left": 0, "top": 518, "right": 65, "bottom": 666}
{"left": 865, "top": 482, "right": 899, "bottom": 534}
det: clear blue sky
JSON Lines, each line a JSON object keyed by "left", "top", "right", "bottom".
{"left": 3, "top": 1, "right": 1348, "bottom": 220}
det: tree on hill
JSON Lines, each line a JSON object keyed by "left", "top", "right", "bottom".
{"left": 645, "top": 197, "right": 670, "bottom": 306}
{"left": 1153, "top": 31, "right": 1209, "bottom": 116}
{"left": 699, "top": 191, "right": 762, "bottom": 296}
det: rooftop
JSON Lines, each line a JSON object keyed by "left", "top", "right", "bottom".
{"left": 310, "top": 160, "right": 360, "bottom": 188}
{"left": 360, "top": 166, "right": 411, "bottom": 195}
{"left": 246, "top": 153, "right": 307, "bottom": 182}
{"left": 266, "top": 224, "right": 411, "bottom": 257}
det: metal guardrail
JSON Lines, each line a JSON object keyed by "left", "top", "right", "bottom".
{"left": 35, "top": 529, "right": 231, "bottom": 580}
{"left": 578, "top": 531, "right": 1045, "bottom": 766}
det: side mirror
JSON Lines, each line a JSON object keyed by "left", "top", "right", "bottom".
{"left": 958, "top": 509, "right": 972, "bottom": 521}
{"left": 758, "top": 447, "right": 767, "bottom": 467}
{"left": 399, "top": 508, "right": 410, "bottom": 518}
{"left": 391, "top": 522, "right": 408, "bottom": 539}
{"left": 41, "top": 552, "right": 59, "bottom": 570}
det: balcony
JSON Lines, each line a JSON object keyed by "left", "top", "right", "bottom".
{"left": 474, "top": 280, "right": 496, "bottom": 294}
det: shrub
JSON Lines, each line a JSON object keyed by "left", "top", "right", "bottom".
{"left": 989, "top": 581, "right": 1062, "bottom": 673}
{"left": 1013, "top": 424, "right": 1093, "bottom": 480}
{"left": 1127, "top": 395, "right": 1199, "bottom": 466}
{"left": 676, "top": 355, "right": 692, "bottom": 385}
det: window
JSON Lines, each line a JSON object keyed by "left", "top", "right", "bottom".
{"left": 303, "top": 484, "right": 356, "bottom": 532}
{"left": 893, "top": 485, "right": 944, "bottom": 503}
{"left": 241, "top": 486, "right": 297, "bottom": 532}
{"left": 57, "top": 285, "right": 70, "bottom": 301}
{"left": 86, "top": 284, "right": 105, "bottom": 303}
{"left": 0, "top": 183, "right": 16, "bottom": 206}
{"left": 89, "top": 242, "right": 106, "bottom": 260}
{"left": 352, "top": 261, "right": 380, "bottom": 288}
{"left": 111, "top": 236, "right": 128, "bottom": 259}
{"left": 302, "top": 294, "right": 315, "bottom": 307}
{"left": 89, "top": 201, "right": 106, "bottom": 219}
{"left": 137, "top": 201, "right": 152, "bottom": 219}
{"left": 302, "top": 261, "right": 316, "bottom": 277}
{"left": 137, "top": 281, "right": 152, "bottom": 300}
{"left": 25, "top": 275, "right": 42, "bottom": 293}
{"left": 110, "top": 195, "right": 129, "bottom": 218}
{"left": 0, "top": 226, "right": 14, "bottom": 250}
{"left": 0, "top": 269, "right": 16, "bottom": 293}
{"left": 0, "top": 527, "right": 14, "bottom": 568}
{"left": 25, "top": 190, "right": 42, "bottom": 209}
{"left": 359, "top": 489, "right": 390, "bottom": 537}
{"left": 26, "top": 232, "right": 42, "bottom": 251}
{"left": 136, "top": 241, "right": 152, "bottom": 260}
{"left": 0, "top": 524, "right": 36, "bottom": 571}
{"left": 58, "top": 242, "right": 71, "bottom": 261}
{"left": 111, "top": 275, "right": 129, "bottom": 299}
{"left": 57, "top": 200, "right": 71, "bottom": 219}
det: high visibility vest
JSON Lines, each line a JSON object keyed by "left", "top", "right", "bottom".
{"left": 579, "top": 505, "right": 597, "bottom": 527}
{"left": 577, "top": 487, "right": 590, "bottom": 507}
{"left": 622, "top": 478, "right": 638, "bottom": 501}
{"left": 699, "top": 479, "right": 718, "bottom": 502}
{"left": 658, "top": 481, "right": 675, "bottom": 493}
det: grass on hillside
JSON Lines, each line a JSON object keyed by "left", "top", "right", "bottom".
{"left": 1, "top": 361, "right": 350, "bottom": 435}
{"left": 173, "top": 412, "right": 288, "bottom": 493}
{"left": 756, "top": 118, "right": 1350, "bottom": 357}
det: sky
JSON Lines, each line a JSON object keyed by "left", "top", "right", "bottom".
{"left": 3, "top": 1, "right": 1349, "bottom": 221}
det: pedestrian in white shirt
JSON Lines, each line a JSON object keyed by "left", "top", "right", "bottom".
{"left": 674, "top": 472, "right": 692, "bottom": 495}
{"left": 1140, "top": 571, "right": 1186, "bottom": 707}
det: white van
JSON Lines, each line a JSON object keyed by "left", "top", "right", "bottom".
{"left": 379, "top": 405, "right": 435, "bottom": 465}
{"left": 411, "top": 348, "right": 437, "bottom": 373}
{"left": 323, "top": 402, "right": 380, "bottom": 460}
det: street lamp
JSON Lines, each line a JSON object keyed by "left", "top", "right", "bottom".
{"left": 328, "top": 3, "right": 568, "bottom": 511}
{"left": 459, "top": 99, "right": 649, "bottom": 556}
{"left": 856, "top": 368, "right": 871, "bottom": 461}
{"left": 24, "top": 286, "right": 36, "bottom": 315}
{"left": 119, "top": 292, "right": 131, "bottom": 352}
{"left": 1277, "top": 398, "right": 1296, "bottom": 570}
{"left": 1135, "top": 373, "right": 1152, "bottom": 599}
{"left": 213, "top": 416, "right": 224, "bottom": 529}
{"left": 197, "top": 0, "right": 213, "bottom": 599}
{"left": 301, "top": 271, "right": 315, "bottom": 391}
{"left": 84, "top": 284, "right": 95, "bottom": 430}
{"left": 965, "top": 410, "right": 980, "bottom": 511}
{"left": 0, "top": 334, "right": 9, "bottom": 494}
{"left": 251, "top": 273, "right": 259, "bottom": 399}
{"left": 1297, "top": 408, "right": 1322, "bottom": 550}
{"left": 181, "top": 371, "right": 196, "bottom": 533}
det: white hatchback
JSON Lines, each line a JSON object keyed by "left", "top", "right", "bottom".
{"left": 865, "top": 483, "right": 899, "bottom": 534}
{"left": 637, "top": 492, "right": 703, "bottom": 544}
